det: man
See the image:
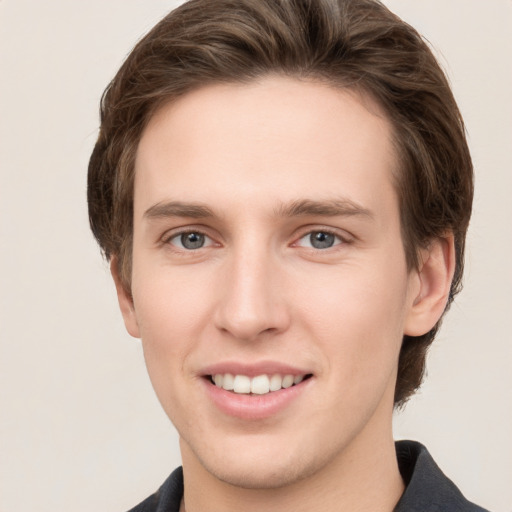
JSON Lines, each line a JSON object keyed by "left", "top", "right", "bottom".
{"left": 88, "top": 0, "right": 488, "bottom": 510}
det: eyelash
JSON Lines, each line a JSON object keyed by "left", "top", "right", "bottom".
{"left": 161, "top": 229, "right": 216, "bottom": 251}
{"left": 293, "top": 228, "right": 349, "bottom": 250}
{"left": 161, "top": 227, "right": 352, "bottom": 252}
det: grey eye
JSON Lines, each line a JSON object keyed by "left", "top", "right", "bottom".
{"left": 309, "top": 231, "right": 336, "bottom": 249}
{"left": 296, "top": 230, "right": 342, "bottom": 250}
{"left": 166, "top": 230, "right": 215, "bottom": 251}
{"left": 180, "top": 232, "right": 205, "bottom": 249}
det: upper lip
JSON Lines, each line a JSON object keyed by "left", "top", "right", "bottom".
{"left": 200, "top": 361, "right": 312, "bottom": 378}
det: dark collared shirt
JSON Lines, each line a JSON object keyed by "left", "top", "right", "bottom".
{"left": 394, "top": 441, "right": 489, "bottom": 511}
{"left": 127, "top": 441, "right": 490, "bottom": 512}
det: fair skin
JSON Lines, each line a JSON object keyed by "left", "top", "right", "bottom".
{"left": 113, "top": 76, "right": 454, "bottom": 512}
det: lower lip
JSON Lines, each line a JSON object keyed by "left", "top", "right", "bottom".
{"left": 202, "top": 378, "right": 312, "bottom": 420}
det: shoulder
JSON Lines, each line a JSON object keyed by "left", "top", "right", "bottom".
{"left": 126, "top": 467, "right": 184, "bottom": 512}
{"left": 395, "top": 440, "right": 490, "bottom": 512}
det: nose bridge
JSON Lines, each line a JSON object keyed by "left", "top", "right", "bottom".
{"left": 214, "top": 237, "right": 288, "bottom": 341}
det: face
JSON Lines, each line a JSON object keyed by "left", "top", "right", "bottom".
{"left": 118, "top": 76, "right": 428, "bottom": 489}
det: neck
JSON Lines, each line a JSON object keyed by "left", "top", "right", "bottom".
{"left": 180, "top": 399, "right": 404, "bottom": 512}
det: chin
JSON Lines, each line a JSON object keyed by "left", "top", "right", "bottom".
{"left": 203, "top": 456, "right": 314, "bottom": 490}
{"left": 185, "top": 433, "right": 332, "bottom": 491}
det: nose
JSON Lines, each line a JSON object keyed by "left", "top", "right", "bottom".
{"left": 213, "top": 247, "right": 290, "bottom": 342}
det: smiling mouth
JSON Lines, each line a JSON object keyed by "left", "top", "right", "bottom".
{"left": 208, "top": 373, "right": 313, "bottom": 395}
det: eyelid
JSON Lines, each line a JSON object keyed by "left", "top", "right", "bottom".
{"left": 291, "top": 225, "right": 354, "bottom": 248}
{"left": 160, "top": 226, "right": 219, "bottom": 249}
{"left": 159, "top": 224, "right": 354, "bottom": 250}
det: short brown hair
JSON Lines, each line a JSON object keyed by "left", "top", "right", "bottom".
{"left": 88, "top": 0, "right": 473, "bottom": 406}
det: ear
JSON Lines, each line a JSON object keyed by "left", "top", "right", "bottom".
{"left": 110, "top": 257, "right": 141, "bottom": 338}
{"left": 404, "top": 234, "right": 456, "bottom": 336}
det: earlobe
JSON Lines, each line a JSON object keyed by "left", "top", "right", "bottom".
{"left": 404, "top": 234, "right": 456, "bottom": 336}
{"left": 110, "top": 257, "right": 141, "bottom": 339}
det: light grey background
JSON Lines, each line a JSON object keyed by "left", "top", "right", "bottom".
{"left": 1, "top": 1, "right": 510, "bottom": 511}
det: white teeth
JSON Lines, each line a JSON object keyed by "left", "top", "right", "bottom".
{"left": 233, "top": 375, "right": 251, "bottom": 393}
{"left": 269, "top": 374, "right": 283, "bottom": 392}
{"left": 212, "top": 373, "right": 307, "bottom": 395}
{"left": 251, "top": 375, "right": 270, "bottom": 395}
{"left": 222, "top": 373, "right": 234, "bottom": 391}
{"left": 282, "top": 374, "right": 294, "bottom": 388}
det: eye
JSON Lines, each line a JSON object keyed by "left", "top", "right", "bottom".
{"left": 296, "top": 230, "right": 342, "bottom": 249}
{"left": 167, "top": 231, "right": 214, "bottom": 250}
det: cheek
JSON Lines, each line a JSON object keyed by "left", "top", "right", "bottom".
{"left": 297, "top": 260, "right": 410, "bottom": 371}
{"left": 131, "top": 268, "right": 212, "bottom": 390}
{"left": 133, "top": 261, "right": 211, "bottom": 335}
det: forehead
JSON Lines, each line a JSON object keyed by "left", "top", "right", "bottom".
{"left": 134, "top": 76, "right": 398, "bottom": 219}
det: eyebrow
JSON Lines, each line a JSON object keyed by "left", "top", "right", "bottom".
{"left": 144, "top": 201, "right": 215, "bottom": 220}
{"left": 143, "top": 198, "right": 373, "bottom": 221}
{"left": 275, "top": 198, "right": 374, "bottom": 219}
